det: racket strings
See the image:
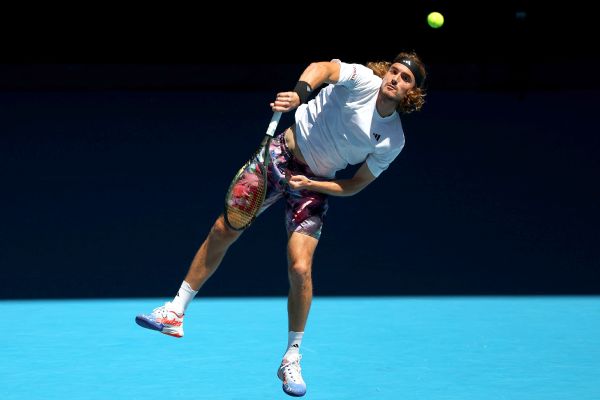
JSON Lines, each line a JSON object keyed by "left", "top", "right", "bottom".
{"left": 225, "top": 161, "right": 267, "bottom": 229}
{"left": 224, "top": 136, "right": 272, "bottom": 230}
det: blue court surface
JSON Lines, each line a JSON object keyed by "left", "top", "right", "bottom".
{"left": 2, "top": 296, "right": 599, "bottom": 399}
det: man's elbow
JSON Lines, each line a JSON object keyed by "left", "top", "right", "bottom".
{"left": 342, "top": 182, "right": 370, "bottom": 197}
{"left": 307, "top": 61, "right": 338, "bottom": 83}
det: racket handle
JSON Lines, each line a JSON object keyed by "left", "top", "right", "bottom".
{"left": 265, "top": 111, "right": 282, "bottom": 137}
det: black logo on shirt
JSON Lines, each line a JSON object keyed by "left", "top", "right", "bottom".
{"left": 373, "top": 132, "right": 381, "bottom": 142}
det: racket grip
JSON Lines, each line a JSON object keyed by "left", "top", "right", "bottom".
{"left": 265, "top": 111, "right": 282, "bottom": 137}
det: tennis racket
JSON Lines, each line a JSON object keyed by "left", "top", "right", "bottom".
{"left": 224, "top": 111, "right": 282, "bottom": 230}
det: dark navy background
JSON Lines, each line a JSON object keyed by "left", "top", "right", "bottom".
{"left": 1, "top": 3, "right": 599, "bottom": 298}
{"left": 1, "top": 86, "right": 598, "bottom": 298}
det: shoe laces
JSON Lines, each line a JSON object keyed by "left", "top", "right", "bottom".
{"left": 281, "top": 354, "right": 303, "bottom": 383}
{"left": 152, "top": 303, "right": 181, "bottom": 319}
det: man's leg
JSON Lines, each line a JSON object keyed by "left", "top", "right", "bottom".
{"left": 287, "top": 232, "right": 319, "bottom": 332}
{"left": 183, "top": 214, "right": 243, "bottom": 291}
{"left": 135, "top": 214, "right": 242, "bottom": 337}
{"left": 278, "top": 231, "right": 319, "bottom": 397}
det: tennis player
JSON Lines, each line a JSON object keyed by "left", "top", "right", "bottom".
{"left": 135, "top": 52, "right": 427, "bottom": 397}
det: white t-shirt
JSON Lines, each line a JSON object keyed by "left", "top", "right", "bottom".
{"left": 294, "top": 60, "right": 405, "bottom": 179}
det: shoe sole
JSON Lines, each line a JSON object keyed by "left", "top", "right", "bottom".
{"left": 135, "top": 315, "right": 164, "bottom": 331}
{"left": 282, "top": 386, "right": 306, "bottom": 397}
{"left": 135, "top": 316, "right": 183, "bottom": 338}
{"left": 282, "top": 384, "right": 306, "bottom": 397}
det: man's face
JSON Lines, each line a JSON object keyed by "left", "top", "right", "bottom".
{"left": 380, "top": 62, "right": 416, "bottom": 100}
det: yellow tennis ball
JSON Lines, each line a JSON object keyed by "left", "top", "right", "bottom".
{"left": 427, "top": 11, "right": 444, "bottom": 29}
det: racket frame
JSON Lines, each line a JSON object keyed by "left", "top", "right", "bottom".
{"left": 223, "top": 112, "right": 282, "bottom": 230}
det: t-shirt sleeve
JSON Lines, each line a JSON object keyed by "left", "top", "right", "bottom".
{"left": 365, "top": 142, "right": 404, "bottom": 178}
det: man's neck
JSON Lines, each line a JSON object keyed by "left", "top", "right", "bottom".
{"left": 376, "top": 94, "right": 397, "bottom": 117}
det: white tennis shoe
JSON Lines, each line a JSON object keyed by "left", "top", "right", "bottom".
{"left": 135, "top": 302, "right": 184, "bottom": 338}
{"left": 277, "top": 353, "right": 306, "bottom": 397}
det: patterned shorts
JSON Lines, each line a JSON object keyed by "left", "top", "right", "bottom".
{"left": 257, "top": 131, "right": 329, "bottom": 239}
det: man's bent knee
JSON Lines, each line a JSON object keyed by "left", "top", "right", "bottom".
{"left": 210, "top": 215, "right": 243, "bottom": 244}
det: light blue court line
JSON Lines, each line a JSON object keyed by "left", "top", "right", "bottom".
{"left": 1, "top": 297, "right": 599, "bottom": 400}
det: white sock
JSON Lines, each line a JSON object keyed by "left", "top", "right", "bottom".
{"left": 284, "top": 331, "right": 304, "bottom": 358}
{"left": 170, "top": 281, "right": 198, "bottom": 314}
